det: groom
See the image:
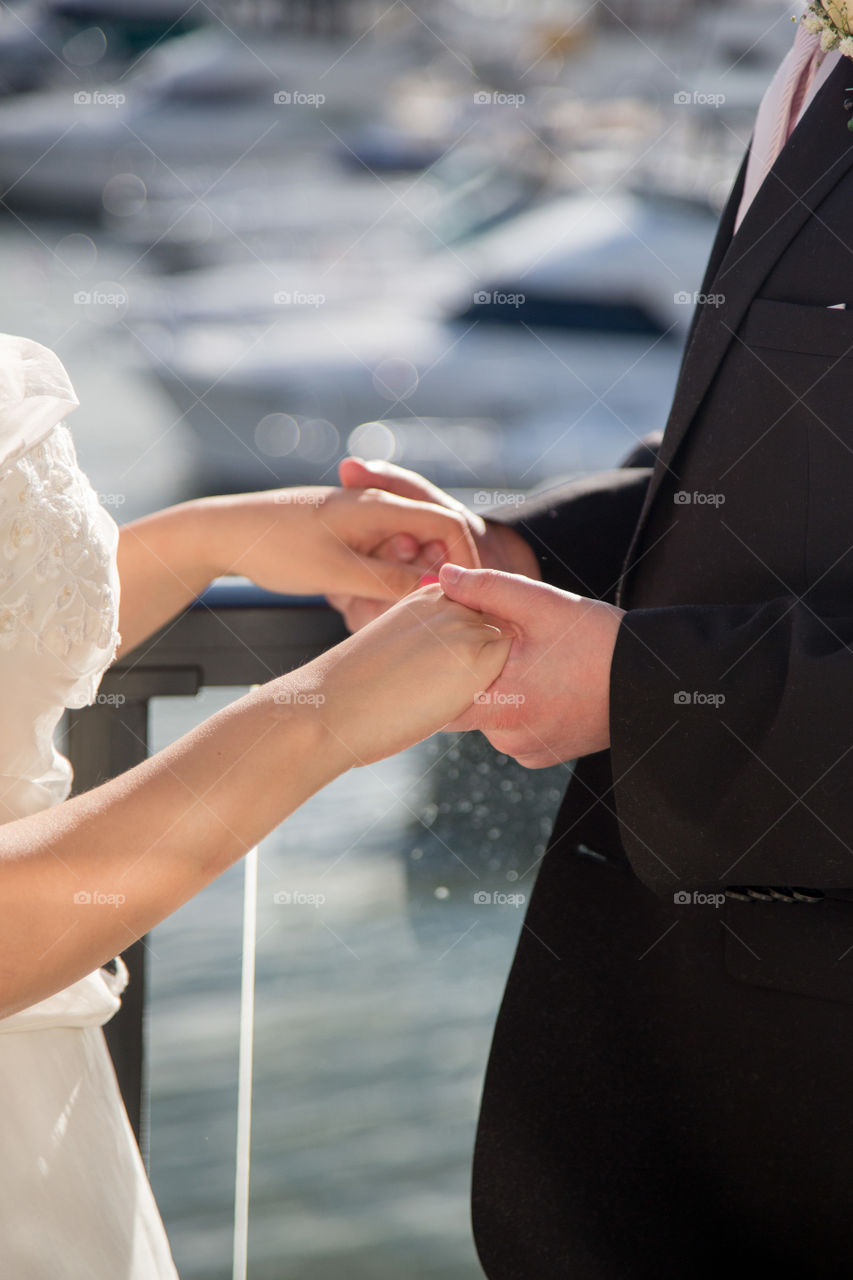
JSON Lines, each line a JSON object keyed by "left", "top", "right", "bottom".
{"left": 333, "top": 12, "right": 853, "bottom": 1278}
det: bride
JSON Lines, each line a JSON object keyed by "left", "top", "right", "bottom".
{"left": 0, "top": 333, "right": 511, "bottom": 1277}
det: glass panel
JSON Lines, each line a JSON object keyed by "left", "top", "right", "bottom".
{"left": 147, "top": 687, "right": 569, "bottom": 1279}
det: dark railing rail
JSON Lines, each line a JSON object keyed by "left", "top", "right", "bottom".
{"left": 64, "top": 582, "right": 346, "bottom": 1158}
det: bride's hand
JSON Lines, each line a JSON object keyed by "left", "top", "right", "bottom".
{"left": 192, "top": 485, "right": 481, "bottom": 600}
{"left": 277, "top": 584, "right": 513, "bottom": 767}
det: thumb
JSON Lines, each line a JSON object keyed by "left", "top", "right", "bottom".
{"left": 339, "top": 456, "right": 458, "bottom": 510}
{"left": 438, "top": 563, "right": 533, "bottom": 627}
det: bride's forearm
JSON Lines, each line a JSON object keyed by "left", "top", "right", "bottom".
{"left": 0, "top": 680, "right": 347, "bottom": 1017}
{"left": 2, "top": 573, "right": 512, "bottom": 1017}
{"left": 115, "top": 499, "right": 223, "bottom": 656}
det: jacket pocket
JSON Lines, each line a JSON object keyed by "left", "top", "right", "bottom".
{"left": 742, "top": 297, "right": 853, "bottom": 359}
{"left": 722, "top": 897, "right": 853, "bottom": 1005}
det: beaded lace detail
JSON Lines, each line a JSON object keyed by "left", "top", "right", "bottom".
{"left": 0, "top": 421, "right": 120, "bottom": 709}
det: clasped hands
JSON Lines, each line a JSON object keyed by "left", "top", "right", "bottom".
{"left": 194, "top": 460, "right": 623, "bottom": 766}
{"left": 322, "top": 458, "right": 624, "bottom": 768}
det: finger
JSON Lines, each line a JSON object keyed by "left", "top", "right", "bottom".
{"left": 353, "top": 492, "right": 481, "bottom": 570}
{"left": 369, "top": 534, "right": 441, "bottom": 568}
{"left": 419, "top": 539, "right": 447, "bottom": 570}
{"left": 341, "top": 458, "right": 487, "bottom": 538}
{"left": 438, "top": 563, "right": 536, "bottom": 626}
{"left": 339, "top": 456, "right": 458, "bottom": 509}
{"left": 387, "top": 533, "right": 419, "bottom": 563}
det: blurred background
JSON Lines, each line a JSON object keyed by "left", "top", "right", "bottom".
{"left": 0, "top": 0, "right": 797, "bottom": 1275}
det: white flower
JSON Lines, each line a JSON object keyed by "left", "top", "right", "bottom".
{"left": 803, "top": 14, "right": 825, "bottom": 31}
{"left": 821, "top": 25, "right": 841, "bottom": 48}
{"left": 841, "top": 34, "right": 853, "bottom": 54}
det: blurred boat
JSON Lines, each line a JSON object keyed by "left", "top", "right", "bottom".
{"left": 117, "top": 139, "right": 550, "bottom": 294}
{"left": 44, "top": 0, "right": 207, "bottom": 56}
{"left": 136, "top": 190, "right": 717, "bottom": 491}
{"left": 0, "top": 0, "right": 205, "bottom": 97}
{"left": 0, "top": 23, "right": 416, "bottom": 217}
{"left": 0, "top": 4, "right": 67, "bottom": 96}
{"left": 105, "top": 109, "right": 553, "bottom": 269}
{"left": 106, "top": 166, "right": 421, "bottom": 274}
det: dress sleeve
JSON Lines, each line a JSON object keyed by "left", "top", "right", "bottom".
{"left": 0, "top": 333, "right": 79, "bottom": 470}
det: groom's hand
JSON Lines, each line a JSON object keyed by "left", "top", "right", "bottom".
{"left": 329, "top": 458, "right": 540, "bottom": 631}
{"left": 438, "top": 564, "right": 625, "bottom": 768}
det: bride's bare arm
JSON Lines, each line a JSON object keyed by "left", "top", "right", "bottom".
{"left": 0, "top": 587, "right": 510, "bottom": 1017}
{"left": 115, "top": 487, "right": 480, "bottom": 655}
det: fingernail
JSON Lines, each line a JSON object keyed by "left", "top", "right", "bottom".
{"left": 419, "top": 573, "right": 441, "bottom": 587}
{"left": 440, "top": 564, "right": 463, "bottom": 585}
{"left": 393, "top": 536, "right": 417, "bottom": 562}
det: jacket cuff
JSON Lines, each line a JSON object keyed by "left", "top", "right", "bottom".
{"left": 489, "top": 468, "right": 653, "bottom": 600}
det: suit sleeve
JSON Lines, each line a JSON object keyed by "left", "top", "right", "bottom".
{"left": 490, "top": 438, "right": 659, "bottom": 602}
{"left": 609, "top": 594, "right": 853, "bottom": 893}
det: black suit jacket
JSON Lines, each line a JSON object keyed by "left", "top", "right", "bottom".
{"left": 473, "top": 55, "right": 853, "bottom": 1280}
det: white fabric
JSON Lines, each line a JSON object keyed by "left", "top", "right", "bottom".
{"left": 0, "top": 335, "right": 178, "bottom": 1277}
{"left": 735, "top": 15, "right": 843, "bottom": 233}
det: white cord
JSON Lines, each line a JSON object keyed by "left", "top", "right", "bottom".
{"left": 233, "top": 841, "right": 258, "bottom": 1280}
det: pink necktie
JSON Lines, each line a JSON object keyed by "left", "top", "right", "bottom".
{"left": 734, "top": 20, "right": 823, "bottom": 232}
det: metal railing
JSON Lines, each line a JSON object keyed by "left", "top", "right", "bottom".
{"left": 63, "top": 582, "right": 347, "bottom": 1157}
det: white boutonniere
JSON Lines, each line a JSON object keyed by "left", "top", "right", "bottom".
{"left": 801, "top": 2, "right": 853, "bottom": 56}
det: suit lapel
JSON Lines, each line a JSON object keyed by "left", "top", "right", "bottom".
{"left": 619, "top": 54, "right": 853, "bottom": 598}
{"left": 694, "top": 151, "right": 749, "bottom": 326}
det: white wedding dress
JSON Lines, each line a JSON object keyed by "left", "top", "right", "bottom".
{"left": 0, "top": 334, "right": 178, "bottom": 1276}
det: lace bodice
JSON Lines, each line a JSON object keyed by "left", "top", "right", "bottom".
{"left": 0, "top": 335, "right": 124, "bottom": 1033}
{"left": 0, "top": 336, "right": 120, "bottom": 825}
